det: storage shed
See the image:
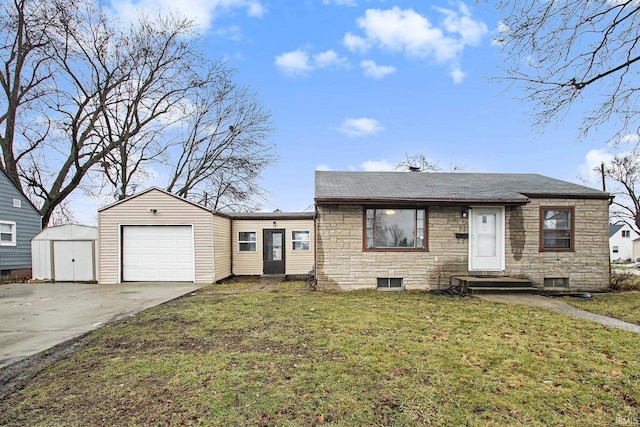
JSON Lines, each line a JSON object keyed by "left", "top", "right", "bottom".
{"left": 31, "top": 224, "right": 98, "bottom": 282}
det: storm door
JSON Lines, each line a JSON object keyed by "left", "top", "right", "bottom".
{"left": 469, "top": 207, "right": 505, "bottom": 271}
{"left": 263, "top": 229, "right": 285, "bottom": 275}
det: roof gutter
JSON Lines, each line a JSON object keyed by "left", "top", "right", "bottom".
{"left": 314, "top": 197, "right": 531, "bottom": 206}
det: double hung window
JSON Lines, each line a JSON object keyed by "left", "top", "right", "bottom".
{"left": 292, "top": 230, "right": 310, "bottom": 251}
{"left": 0, "top": 221, "right": 16, "bottom": 246}
{"left": 238, "top": 231, "right": 257, "bottom": 252}
{"left": 540, "top": 207, "right": 574, "bottom": 251}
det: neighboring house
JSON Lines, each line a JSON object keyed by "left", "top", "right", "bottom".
{"left": 97, "top": 188, "right": 314, "bottom": 284}
{"left": 0, "top": 169, "right": 41, "bottom": 278}
{"left": 609, "top": 223, "right": 639, "bottom": 262}
{"left": 314, "top": 171, "right": 610, "bottom": 292}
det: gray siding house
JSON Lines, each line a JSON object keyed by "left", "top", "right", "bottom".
{"left": 314, "top": 171, "right": 611, "bottom": 293}
{"left": 0, "top": 170, "right": 41, "bottom": 278}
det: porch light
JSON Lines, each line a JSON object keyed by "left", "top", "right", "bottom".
{"left": 272, "top": 221, "right": 277, "bottom": 228}
{"left": 461, "top": 209, "right": 467, "bottom": 218}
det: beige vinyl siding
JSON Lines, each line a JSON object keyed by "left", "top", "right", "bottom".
{"left": 98, "top": 189, "right": 215, "bottom": 284}
{"left": 212, "top": 214, "right": 232, "bottom": 281}
{"left": 232, "top": 219, "right": 314, "bottom": 275}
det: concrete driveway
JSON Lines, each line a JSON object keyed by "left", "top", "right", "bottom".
{"left": 0, "top": 282, "right": 210, "bottom": 368}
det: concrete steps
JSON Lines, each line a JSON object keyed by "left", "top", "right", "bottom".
{"left": 454, "top": 276, "right": 539, "bottom": 295}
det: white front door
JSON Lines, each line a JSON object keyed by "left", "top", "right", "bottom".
{"left": 469, "top": 207, "right": 505, "bottom": 271}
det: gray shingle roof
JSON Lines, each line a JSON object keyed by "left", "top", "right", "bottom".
{"left": 609, "top": 223, "right": 624, "bottom": 238}
{"left": 315, "top": 171, "right": 609, "bottom": 204}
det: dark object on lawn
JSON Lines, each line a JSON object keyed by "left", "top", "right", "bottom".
{"left": 430, "top": 285, "right": 465, "bottom": 296}
{"left": 569, "top": 292, "right": 592, "bottom": 299}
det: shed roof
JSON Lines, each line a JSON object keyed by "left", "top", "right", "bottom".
{"left": 32, "top": 224, "right": 98, "bottom": 241}
{"left": 315, "top": 171, "right": 610, "bottom": 205}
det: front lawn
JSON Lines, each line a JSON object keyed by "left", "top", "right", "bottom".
{"left": 563, "top": 291, "right": 640, "bottom": 325}
{"left": 1, "top": 281, "right": 638, "bottom": 426}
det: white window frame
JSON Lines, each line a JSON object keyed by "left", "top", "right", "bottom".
{"left": 0, "top": 221, "right": 16, "bottom": 246}
{"left": 238, "top": 231, "right": 257, "bottom": 252}
{"left": 622, "top": 230, "right": 631, "bottom": 238}
{"left": 291, "top": 230, "right": 310, "bottom": 251}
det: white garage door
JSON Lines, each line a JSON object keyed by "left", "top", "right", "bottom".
{"left": 122, "top": 225, "right": 194, "bottom": 282}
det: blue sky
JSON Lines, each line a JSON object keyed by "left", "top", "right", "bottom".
{"left": 78, "top": 0, "right": 620, "bottom": 222}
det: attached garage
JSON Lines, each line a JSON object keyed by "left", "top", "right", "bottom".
{"left": 121, "top": 225, "right": 194, "bottom": 282}
{"left": 31, "top": 224, "right": 98, "bottom": 282}
{"left": 97, "top": 188, "right": 232, "bottom": 284}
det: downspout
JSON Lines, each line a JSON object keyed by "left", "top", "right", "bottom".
{"left": 313, "top": 204, "right": 318, "bottom": 289}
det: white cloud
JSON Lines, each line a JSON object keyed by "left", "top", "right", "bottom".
{"left": 359, "top": 159, "right": 396, "bottom": 171}
{"left": 339, "top": 117, "right": 384, "bottom": 137}
{"left": 316, "top": 164, "right": 332, "bottom": 171}
{"left": 360, "top": 60, "right": 396, "bottom": 79}
{"left": 449, "top": 66, "right": 465, "bottom": 84}
{"left": 108, "top": 0, "right": 265, "bottom": 30}
{"left": 323, "top": 0, "right": 357, "bottom": 6}
{"left": 343, "top": 33, "right": 371, "bottom": 52}
{"left": 577, "top": 149, "right": 615, "bottom": 186}
{"left": 620, "top": 133, "right": 640, "bottom": 144}
{"left": 491, "top": 21, "right": 510, "bottom": 46}
{"left": 274, "top": 50, "right": 312, "bottom": 76}
{"left": 313, "top": 50, "right": 349, "bottom": 69}
{"left": 345, "top": 5, "right": 487, "bottom": 82}
{"left": 275, "top": 49, "right": 348, "bottom": 76}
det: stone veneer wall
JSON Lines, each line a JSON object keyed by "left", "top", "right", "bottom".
{"left": 315, "top": 199, "right": 609, "bottom": 291}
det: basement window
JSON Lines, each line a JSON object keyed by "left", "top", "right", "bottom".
{"left": 377, "top": 278, "right": 403, "bottom": 290}
{"left": 544, "top": 277, "right": 569, "bottom": 289}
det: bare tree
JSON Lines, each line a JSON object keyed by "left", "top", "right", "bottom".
{"left": 602, "top": 151, "right": 640, "bottom": 232}
{"left": 491, "top": 0, "right": 640, "bottom": 141}
{"left": 395, "top": 153, "right": 466, "bottom": 172}
{"left": 0, "top": 0, "right": 274, "bottom": 225}
{"left": 165, "top": 71, "right": 275, "bottom": 212}
{"left": 0, "top": 0, "right": 57, "bottom": 190}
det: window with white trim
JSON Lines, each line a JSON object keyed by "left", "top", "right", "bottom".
{"left": 238, "top": 231, "right": 257, "bottom": 252}
{"left": 292, "top": 230, "right": 310, "bottom": 251}
{"left": 0, "top": 221, "right": 16, "bottom": 246}
{"left": 622, "top": 230, "right": 631, "bottom": 238}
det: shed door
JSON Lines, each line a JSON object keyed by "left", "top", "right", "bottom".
{"left": 122, "top": 225, "right": 194, "bottom": 282}
{"left": 53, "top": 241, "right": 95, "bottom": 281}
{"left": 469, "top": 207, "right": 505, "bottom": 271}
{"left": 263, "top": 229, "right": 285, "bottom": 275}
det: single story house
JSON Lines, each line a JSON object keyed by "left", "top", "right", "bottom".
{"left": 314, "top": 171, "right": 611, "bottom": 292}
{"left": 609, "top": 223, "right": 639, "bottom": 262}
{"left": 97, "top": 188, "right": 314, "bottom": 284}
{"left": 0, "top": 169, "right": 41, "bottom": 278}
